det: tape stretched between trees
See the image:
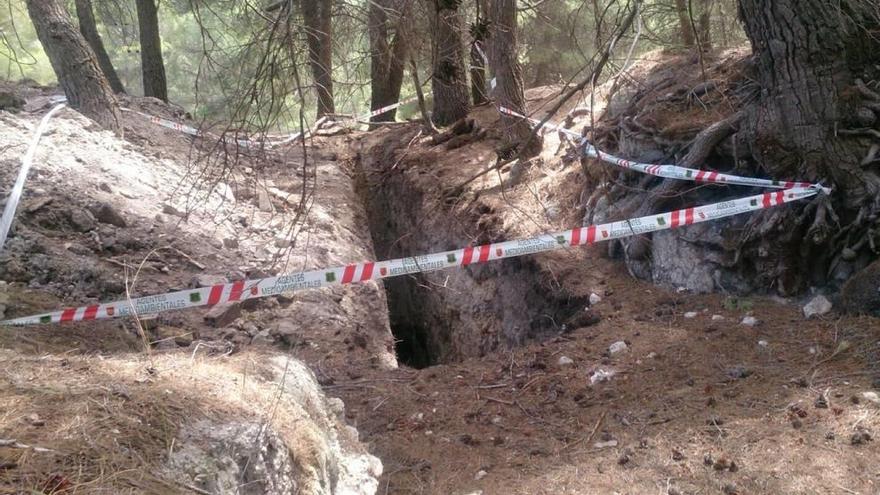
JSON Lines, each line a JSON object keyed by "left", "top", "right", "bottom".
{"left": 497, "top": 106, "right": 830, "bottom": 193}
{"left": 1, "top": 186, "right": 818, "bottom": 326}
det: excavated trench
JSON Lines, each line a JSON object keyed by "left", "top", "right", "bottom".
{"left": 353, "top": 132, "right": 590, "bottom": 368}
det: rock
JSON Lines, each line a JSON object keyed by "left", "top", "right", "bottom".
{"left": 203, "top": 303, "right": 241, "bottom": 328}
{"left": 557, "top": 356, "right": 574, "bottom": 366}
{"left": 671, "top": 448, "right": 685, "bottom": 461}
{"left": 711, "top": 314, "right": 724, "bottom": 321}
{"left": 274, "top": 321, "right": 300, "bottom": 346}
{"left": 24, "top": 413, "right": 45, "bottom": 427}
{"left": 841, "top": 259, "right": 880, "bottom": 315}
{"left": 741, "top": 316, "right": 759, "bottom": 327}
{"left": 0, "top": 91, "right": 25, "bottom": 112}
{"left": 758, "top": 340, "right": 769, "bottom": 348}
{"left": 726, "top": 366, "right": 751, "bottom": 380}
{"left": 862, "top": 391, "right": 880, "bottom": 405}
{"left": 162, "top": 204, "right": 184, "bottom": 217}
{"left": 474, "top": 470, "right": 487, "bottom": 481}
{"left": 275, "top": 237, "right": 292, "bottom": 249}
{"left": 815, "top": 394, "right": 829, "bottom": 408}
{"left": 803, "top": 295, "right": 832, "bottom": 319}
{"left": 589, "top": 292, "right": 602, "bottom": 305}
{"left": 618, "top": 449, "right": 633, "bottom": 465}
{"left": 590, "top": 369, "right": 616, "bottom": 385}
{"left": 222, "top": 238, "right": 239, "bottom": 249}
{"left": 851, "top": 430, "right": 872, "bottom": 445}
{"left": 68, "top": 208, "right": 97, "bottom": 232}
{"left": 609, "top": 341, "right": 628, "bottom": 355}
{"left": 593, "top": 439, "right": 618, "bottom": 449}
{"left": 684, "top": 311, "right": 698, "bottom": 319}
{"left": 98, "top": 182, "right": 113, "bottom": 193}
{"left": 258, "top": 190, "right": 274, "bottom": 212}
{"left": 90, "top": 202, "right": 127, "bottom": 228}
{"left": 722, "top": 482, "right": 739, "bottom": 495}
{"left": 190, "top": 274, "right": 228, "bottom": 288}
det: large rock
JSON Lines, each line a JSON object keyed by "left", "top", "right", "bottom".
{"left": 90, "top": 202, "right": 127, "bottom": 228}
{"left": 803, "top": 295, "right": 832, "bottom": 319}
{"left": 841, "top": 259, "right": 880, "bottom": 316}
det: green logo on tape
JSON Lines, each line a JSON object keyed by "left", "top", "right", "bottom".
{"left": 556, "top": 236, "right": 566, "bottom": 245}
{"left": 40, "top": 315, "right": 51, "bottom": 324}
{"left": 190, "top": 292, "right": 201, "bottom": 303}
{"left": 326, "top": 272, "right": 336, "bottom": 282}
{"left": 657, "top": 217, "right": 666, "bottom": 226}
{"left": 750, "top": 199, "right": 758, "bottom": 207}
{"left": 447, "top": 253, "right": 456, "bottom": 263}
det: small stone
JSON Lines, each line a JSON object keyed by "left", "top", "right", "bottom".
{"left": 825, "top": 431, "right": 836, "bottom": 440}
{"left": 713, "top": 457, "right": 733, "bottom": 471}
{"left": 223, "top": 238, "right": 239, "bottom": 249}
{"left": 741, "top": 316, "right": 759, "bottom": 327}
{"left": 589, "top": 292, "right": 602, "bottom": 305}
{"left": 98, "top": 182, "right": 113, "bottom": 193}
{"left": 190, "top": 274, "right": 228, "bottom": 288}
{"left": 791, "top": 418, "right": 803, "bottom": 429}
{"left": 722, "top": 482, "right": 738, "bottom": 495}
{"left": 558, "top": 356, "right": 574, "bottom": 366}
{"left": 851, "top": 430, "right": 872, "bottom": 445}
{"left": 758, "top": 340, "right": 769, "bottom": 348}
{"left": 726, "top": 366, "right": 751, "bottom": 380}
{"left": 203, "top": 303, "right": 241, "bottom": 328}
{"left": 684, "top": 311, "right": 698, "bottom": 319}
{"left": 815, "top": 395, "right": 829, "bottom": 409}
{"left": 162, "top": 204, "right": 184, "bottom": 217}
{"left": 24, "top": 413, "right": 45, "bottom": 427}
{"left": 68, "top": 208, "right": 97, "bottom": 232}
{"left": 803, "top": 295, "right": 832, "bottom": 319}
{"left": 862, "top": 391, "right": 880, "bottom": 405}
{"left": 618, "top": 449, "right": 633, "bottom": 465}
{"left": 274, "top": 237, "right": 292, "bottom": 249}
{"left": 671, "top": 448, "right": 685, "bottom": 461}
{"left": 703, "top": 453, "right": 714, "bottom": 466}
{"left": 711, "top": 314, "right": 725, "bottom": 321}
{"left": 474, "top": 469, "right": 488, "bottom": 481}
{"left": 90, "top": 202, "right": 127, "bottom": 228}
{"left": 609, "top": 341, "right": 628, "bottom": 355}
{"left": 258, "top": 190, "right": 274, "bottom": 212}
{"left": 593, "top": 439, "right": 618, "bottom": 449}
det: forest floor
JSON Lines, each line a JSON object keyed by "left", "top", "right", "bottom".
{"left": 1, "top": 50, "right": 880, "bottom": 495}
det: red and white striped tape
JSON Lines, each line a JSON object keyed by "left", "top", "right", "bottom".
{"left": 498, "top": 106, "right": 829, "bottom": 193}
{"left": 362, "top": 96, "right": 419, "bottom": 120}
{"left": 0, "top": 186, "right": 818, "bottom": 326}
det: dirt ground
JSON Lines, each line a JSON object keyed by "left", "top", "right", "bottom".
{"left": 1, "top": 68, "right": 879, "bottom": 495}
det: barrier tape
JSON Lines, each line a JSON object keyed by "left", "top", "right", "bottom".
{"left": 0, "top": 103, "right": 66, "bottom": 253}
{"left": 363, "top": 96, "right": 419, "bottom": 120}
{"left": 498, "top": 106, "right": 830, "bottom": 193}
{"left": 1, "top": 186, "right": 818, "bottom": 326}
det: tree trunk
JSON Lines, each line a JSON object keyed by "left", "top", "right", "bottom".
{"left": 430, "top": 0, "right": 470, "bottom": 126}
{"left": 26, "top": 0, "right": 121, "bottom": 132}
{"left": 136, "top": 0, "right": 167, "bottom": 102}
{"left": 469, "top": 0, "right": 490, "bottom": 106}
{"left": 674, "top": 0, "right": 695, "bottom": 47}
{"left": 302, "top": 0, "right": 334, "bottom": 117}
{"left": 489, "top": 0, "right": 541, "bottom": 157}
{"left": 734, "top": 0, "right": 880, "bottom": 292}
{"left": 369, "top": 0, "right": 408, "bottom": 122}
{"left": 696, "top": 0, "right": 712, "bottom": 50}
{"left": 74, "top": 0, "right": 124, "bottom": 94}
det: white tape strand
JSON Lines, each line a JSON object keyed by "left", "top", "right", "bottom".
{"left": 0, "top": 103, "right": 66, "bottom": 252}
{"left": 1, "top": 187, "right": 817, "bottom": 326}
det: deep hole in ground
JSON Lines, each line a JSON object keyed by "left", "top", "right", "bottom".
{"left": 353, "top": 133, "right": 594, "bottom": 368}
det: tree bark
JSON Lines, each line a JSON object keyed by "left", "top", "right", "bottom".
{"left": 26, "top": 0, "right": 121, "bottom": 132}
{"left": 369, "top": 0, "right": 408, "bottom": 122}
{"left": 469, "top": 0, "right": 490, "bottom": 106}
{"left": 734, "top": 0, "right": 880, "bottom": 292}
{"left": 302, "top": 0, "right": 334, "bottom": 117}
{"left": 430, "top": 0, "right": 470, "bottom": 126}
{"left": 136, "top": 0, "right": 167, "bottom": 102}
{"left": 489, "top": 0, "right": 541, "bottom": 157}
{"left": 74, "top": 0, "right": 124, "bottom": 94}
{"left": 674, "top": 0, "right": 695, "bottom": 47}
{"left": 696, "top": 0, "right": 712, "bottom": 50}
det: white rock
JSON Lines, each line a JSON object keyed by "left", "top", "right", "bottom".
{"left": 593, "top": 440, "right": 618, "bottom": 449}
{"left": 609, "top": 341, "right": 628, "bottom": 354}
{"left": 558, "top": 356, "right": 574, "bottom": 366}
{"left": 803, "top": 295, "right": 832, "bottom": 319}
{"left": 684, "top": 311, "right": 698, "bottom": 319}
{"left": 711, "top": 315, "right": 725, "bottom": 321}
{"left": 590, "top": 369, "right": 616, "bottom": 385}
{"left": 741, "top": 316, "right": 759, "bottom": 327}
{"left": 758, "top": 340, "right": 769, "bottom": 348}
{"left": 862, "top": 391, "right": 880, "bottom": 405}
{"left": 589, "top": 292, "right": 602, "bottom": 305}
{"left": 475, "top": 470, "right": 488, "bottom": 481}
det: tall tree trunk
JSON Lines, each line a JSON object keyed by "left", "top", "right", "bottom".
{"left": 302, "top": 0, "right": 334, "bottom": 117}
{"left": 369, "top": 0, "right": 408, "bottom": 122}
{"left": 489, "top": 0, "right": 541, "bottom": 157}
{"left": 735, "top": 0, "right": 880, "bottom": 292}
{"left": 469, "top": 0, "right": 490, "bottom": 106}
{"left": 74, "top": 0, "right": 124, "bottom": 94}
{"left": 136, "top": 0, "right": 167, "bottom": 102}
{"left": 430, "top": 0, "right": 470, "bottom": 126}
{"left": 674, "top": 0, "right": 695, "bottom": 47}
{"left": 696, "top": 0, "right": 712, "bottom": 50}
{"left": 26, "top": 0, "right": 121, "bottom": 132}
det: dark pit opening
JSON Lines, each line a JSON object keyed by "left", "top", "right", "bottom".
{"left": 384, "top": 275, "right": 438, "bottom": 369}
